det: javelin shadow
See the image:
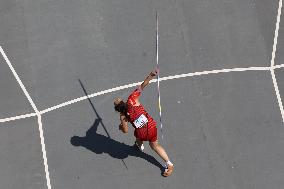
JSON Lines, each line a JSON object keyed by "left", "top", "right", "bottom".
{"left": 70, "top": 79, "right": 163, "bottom": 172}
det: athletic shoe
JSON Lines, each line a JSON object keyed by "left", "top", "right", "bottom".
{"left": 135, "top": 141, "right": 144, "bottom": 151}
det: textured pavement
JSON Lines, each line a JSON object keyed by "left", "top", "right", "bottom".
{"left": 0, "top": 0, "right": 284, "bottom": 189}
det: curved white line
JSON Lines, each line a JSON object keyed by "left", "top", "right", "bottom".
{"left": 2, "top": 65, "right": 284, "bottom": 123}
{"left": 40, "top": 82, "right": 141, "bottom": 114}
{"left": 40, "top": 66, "right": 271, "bottom": 115}
{"left": 155, "top": 66, "right": 270, "bottom": 82}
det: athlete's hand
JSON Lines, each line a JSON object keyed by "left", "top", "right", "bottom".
{"left": 141, "top": 69, "right": 158, "bottom": 90}
{"left": 119, "top": 123, "right": 128, "bottom": 133}
{"left": 149, "top": 69, "right": 158, "bottom": 77}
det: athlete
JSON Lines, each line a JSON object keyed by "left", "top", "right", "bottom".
{"left": 114, "top": 70, "right": 174, "bottom": 177}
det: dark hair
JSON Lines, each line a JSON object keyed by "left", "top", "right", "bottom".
{"left": 114, "top": 101, "right": 128, "bottom": 116}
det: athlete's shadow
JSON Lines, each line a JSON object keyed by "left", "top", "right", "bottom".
{"left": 70, "top": 118, "right": 163, "bottom": 171}
{"left": 70, "top": 79, "right": 163, "bottom": 172}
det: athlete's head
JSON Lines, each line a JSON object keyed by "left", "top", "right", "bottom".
{"left": 114, "top": 97, "right": 128, "bottom": 115}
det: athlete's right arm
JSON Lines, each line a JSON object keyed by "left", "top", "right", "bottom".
{"left": 140, "top": 70, "right": 157, "bottom": 90}
{"left": 119, "top": 113, "right": 128, "bottom": 133}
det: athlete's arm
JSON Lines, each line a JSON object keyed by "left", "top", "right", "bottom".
{"left": 128, "top": 70, "right": 157, "bottom": 106}
{"left": 119, "top": 113, "right": 128, "bottom": 133}
{"left": 140, "top": 70, "right": 157, "bottom": 90}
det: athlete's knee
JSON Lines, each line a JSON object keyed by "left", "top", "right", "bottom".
{"left": 149, "top": 141, "right": 159, "bottom": 150}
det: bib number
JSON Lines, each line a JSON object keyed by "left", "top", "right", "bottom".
{"left": 133, "top": 114, "right": 148, "bottom": 128}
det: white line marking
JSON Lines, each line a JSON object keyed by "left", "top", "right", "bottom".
{"left": 40, "top": 66, "right": 271, "bottom": 114}
{"left": 270, "top": 0, "right": 284, "bottom": 122}
{"left": 37, "top": 115, "right": 52, "bottom": 189}
{"left": 271, "top": 70, "right": 284, "bottom": 122}
{"left": 156, "top": 66, "right": 270, "bottom": 82}
{"left": 1, "top": 65, "right": 283, "bottom": 123}
{"left": 0, "top": 2, "right": 282, "bottom": 186}
{"left": 0, "top": 47, "right": 39, "bottom": 112}
{"left": 271, "top": 0, "right": 283, "bottom": 68}
{"left": 0, "top": 113, "right": 37, "bottom": 123}
{"left": 273, "top": 63, "right": 284, "bottom": 69}
{"left": 40, "top": 81, "right": 141, "bottom": 114}
{"left": 0, "top": 46, "right": 52, "bottom": 189}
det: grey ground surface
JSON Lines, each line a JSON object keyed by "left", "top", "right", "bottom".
{"left": 0, "top": 117, "right": 47, "bottom": 189}
{"left": 1, "top": 0, "right": 284, "bottom": 189}
{"left": 276, "top": 4, "right": 284, "bottom": 66}
{"left": 0, "top": 55, "right": 33, "bottom": 118}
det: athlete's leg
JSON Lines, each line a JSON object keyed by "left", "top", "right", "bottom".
{"left": 149, "top": 140, "right": 169, "bottom": 162}
{"left": 149, "top": 140, "right": 174, "bottom": 177}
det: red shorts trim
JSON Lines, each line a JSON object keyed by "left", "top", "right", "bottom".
{"left": 134, "top": 126, "right": 157, "bottom": 142}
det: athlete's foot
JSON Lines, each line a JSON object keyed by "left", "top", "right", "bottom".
{"left": 163, "top": 164, "right": 174, "bottom": 177}
{"left": 134, "top": 141, "right": 144, "bottom": 151}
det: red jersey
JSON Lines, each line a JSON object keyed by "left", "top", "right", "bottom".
{"left": 127, "top": 87, "right": 157, "bottom": 142}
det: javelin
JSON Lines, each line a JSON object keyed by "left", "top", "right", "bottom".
{"left": 156, "top": 11, "right": 164, "bottom": 140}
